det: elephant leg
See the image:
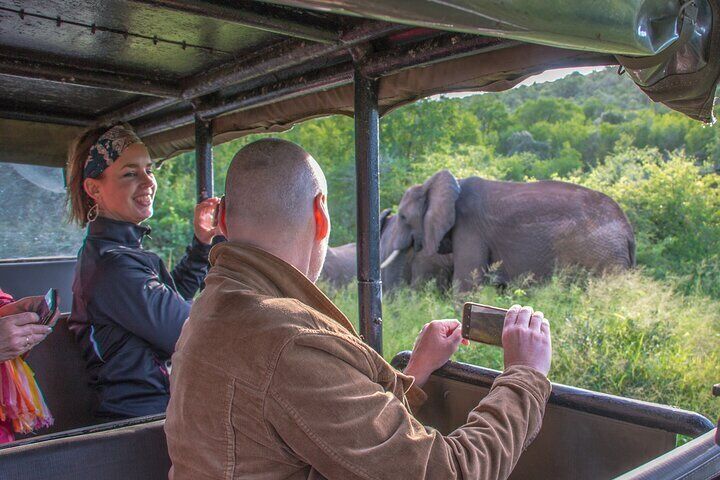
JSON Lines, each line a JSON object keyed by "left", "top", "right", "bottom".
{"left": 452, "top": 225, "right": 490, "bottom": 292}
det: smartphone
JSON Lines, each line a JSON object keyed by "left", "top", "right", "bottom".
{"left": 39, "top": 288, "right": 58, "bottom": 325}
{"left": 212, "top": 196, "right": 223, "bottom": 228}
{"left": 461, "top": 302, "right": 507, "bottom": 346}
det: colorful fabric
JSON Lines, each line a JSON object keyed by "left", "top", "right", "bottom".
{"left": 0, "top": 289, "right": 13, "bottom": 308}
{"left": 83, "top": 124, "right": 142, "bottom": 179}
{"left": 0, "top": 357, "right": 53, "bottom": 443}
{"left": 0, "top": 289, "right": 54, "bottom": 443}
{"left": 0, "top": 290, "right": 13, "bottom": 443}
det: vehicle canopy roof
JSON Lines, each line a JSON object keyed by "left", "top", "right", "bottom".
{"left": 1, "top": 0, "right": 717, "bottom": 168}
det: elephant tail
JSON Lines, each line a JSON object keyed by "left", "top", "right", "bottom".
{"left": 627, "top": 235, "right": 636, "bottom": 267}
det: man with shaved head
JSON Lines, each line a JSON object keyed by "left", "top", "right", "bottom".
{"left": 222, "top": 139, "right": 330, "bottom": 282}
{"left": 165, "top": 138, "right": 553, "bottom": 480}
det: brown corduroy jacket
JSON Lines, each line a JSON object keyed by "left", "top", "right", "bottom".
{"left": 165, "top": 242, "right": 551, "bottom": 480}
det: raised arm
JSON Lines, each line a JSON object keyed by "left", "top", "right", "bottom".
{"left": 171, "top": 197, "right": 222, "bottom": 299}
{"left": 171, "top": 238, "right": 212, "bottom": 300}
{"left": 265, "top": 320, "right": 551, "bottom": 480}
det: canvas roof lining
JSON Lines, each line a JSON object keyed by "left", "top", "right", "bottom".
{"left": 0, "top": 42, "right": 615, "bottom": 168}
{"left": 3, "top": 0, "right": 691, "bottom": 169}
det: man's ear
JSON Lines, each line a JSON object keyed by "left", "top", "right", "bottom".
{"left": 313, "top": 193, "right": 330, "bottom": 241}
{"left": 218, "top": 196, "right": 228, "bottom": 237}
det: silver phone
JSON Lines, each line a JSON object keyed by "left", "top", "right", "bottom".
{"left": 461, "top": 302, "right": 507, "bottom": 346}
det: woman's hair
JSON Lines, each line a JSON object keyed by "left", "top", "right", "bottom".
{"left": 66, "top": 125, "right": 108, "bottom": 227}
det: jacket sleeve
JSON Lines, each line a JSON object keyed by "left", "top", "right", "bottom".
{"left": 93, "top": 253, "right": 191, "bottom": 356}
{"left": 171, "top": 237, "right": 212, "bottom": 300}
{"left": 265, "top": 333, "right": 551, "bottom": 480}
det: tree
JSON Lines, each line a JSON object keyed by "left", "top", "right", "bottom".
{"left": 513, "top": 97, "right": 583, "bottom": 127}
{"left": 502, "top": 131, "right": 551, "bottom": 158}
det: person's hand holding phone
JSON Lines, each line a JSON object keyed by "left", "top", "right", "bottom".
{"left": 194, "top": 197, "right": 223, "bottom": 245}
{"left": 502, "top": 305, "right": 552, "bottom": 376}
{"left": 0, "top": 295, "right": 56, "bottom": 362}
{"left": 404, "top": 319, "right": 470, "bottom": 388}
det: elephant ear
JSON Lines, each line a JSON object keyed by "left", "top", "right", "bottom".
{"left": 379, "top": 208, "right": 393, "bottom": 233}
{"left": 422, "top": 170, "right": 460, "bottom": 255}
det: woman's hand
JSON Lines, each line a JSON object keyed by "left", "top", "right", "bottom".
{"left": 193, "top": 197, "right": 222, "bottom": 245}
{"left": 0, "top": 297, "right": 55, "bottom": 362}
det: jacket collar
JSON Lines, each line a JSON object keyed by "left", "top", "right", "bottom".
{"left": 87, "top": 216, "right": 151, "bottom": 247}
{"left": 209, "top": 242, "right": 358, "bottom": 337}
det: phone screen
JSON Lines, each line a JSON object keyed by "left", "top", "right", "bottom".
{"left": 40, "top": 288, "right": 58, "bottom": 325}
{"left": 461, "top": 303, "right": 507, "bottom": 346}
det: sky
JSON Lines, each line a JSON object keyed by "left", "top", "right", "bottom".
{"left": 517, "top": 66, "right": 607, "bottom": 86}
{"left": 444, "top": 66, "right": 608, "bottom": 99}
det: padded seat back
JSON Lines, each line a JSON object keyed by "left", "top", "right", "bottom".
{"left": 0, "top": 257, "right": 77, "bottom": 313}
{"left": 22, "top": 315, "right": 98, "bottom": 435}
{"left": 0, "top": 417, "right": 170, "bottom": 480}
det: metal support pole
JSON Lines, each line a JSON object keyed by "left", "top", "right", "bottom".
{"left": 194, "top": 115, "right": 213, "bottom": 202}
{"left": 354, "top": 66, "right": 383, "bottom": 355}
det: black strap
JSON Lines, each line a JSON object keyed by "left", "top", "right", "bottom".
{"left": 616, "top": 1, "right": 699, "bottom": 71}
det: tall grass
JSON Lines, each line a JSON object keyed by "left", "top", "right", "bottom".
{"left": 324, "top": 269, "right": 720, "bottom": 423}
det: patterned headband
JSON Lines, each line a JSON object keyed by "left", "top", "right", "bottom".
{"left": 83, "top": 125, "right": 143, "bottom": 179}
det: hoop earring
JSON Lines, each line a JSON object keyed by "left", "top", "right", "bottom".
{"left": 86, "top": 203, "right": 99, "bottom": 223}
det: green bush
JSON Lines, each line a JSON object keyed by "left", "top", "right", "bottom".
{"left": 578, "top": 148, "right": 720, "bottom": 297}
{"left": 145, "top": 153, "right": 197, "bottom": 263}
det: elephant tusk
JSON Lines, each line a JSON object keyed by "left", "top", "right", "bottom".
{"left": 380, "top": 249, "right": 401, "bottom": 269}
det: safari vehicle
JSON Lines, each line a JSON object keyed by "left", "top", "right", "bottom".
{"left": 0, "top": 1, "right": 719, "bottom": 479}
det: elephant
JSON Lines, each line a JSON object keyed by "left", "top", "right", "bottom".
{"left": 319, "top": 242, "right": 357, "bottom": 287}
{"left": 383, "top": 170, "right": 636, "bottom": 292}
{"left": 320, "top": 209, "right": 452, "bottom": 292}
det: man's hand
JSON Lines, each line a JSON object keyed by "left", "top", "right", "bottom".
{"left": 404, "top": 319, "right": 469, "bottom": 388}
{"left": 0, "top": 296, "right": 55, "bottom": 362}
{"left": 502, "top": 305, "right": 552, "bottom": 376}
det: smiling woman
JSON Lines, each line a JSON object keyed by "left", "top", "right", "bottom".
{"left": 64, "top": 124, "right": 222, "bottom": 421}
{"left": 84, "top": 142, "right": 158, "bottom": 225}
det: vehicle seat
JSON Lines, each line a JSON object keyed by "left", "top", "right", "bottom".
{"left": 0, "top": 257, "right": 77, "bottom": 313}
{"left": 0, "top": 416, "right": 170, "bottom": 480}
{"left": 21, "top": 315, "right": 99, "bottom": 436}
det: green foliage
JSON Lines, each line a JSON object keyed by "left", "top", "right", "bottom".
{"left": 325, "top": 269, "right": 720, "bottom": 424}
{"left": 381, "top": 98, "right": 483, "bottom": 161}
{"left": 514, "top": 97, "right": 584, "bottom": 127}
{"left": 144, "top": 153, "right": 196, "bottom": 264}
{"left": 579, "top": 148, "right": 720, "bottom": 297}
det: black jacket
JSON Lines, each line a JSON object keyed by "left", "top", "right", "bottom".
{"left": 69, "top": 216, "right": 210, "bottom": 419}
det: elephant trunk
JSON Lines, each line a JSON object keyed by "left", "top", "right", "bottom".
{"left": 413, "top": 236, "right": 423, "bottom": 252}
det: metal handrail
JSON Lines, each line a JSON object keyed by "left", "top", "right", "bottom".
{"left": 391, "top": 351, "right": 715, "bottom": 437}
